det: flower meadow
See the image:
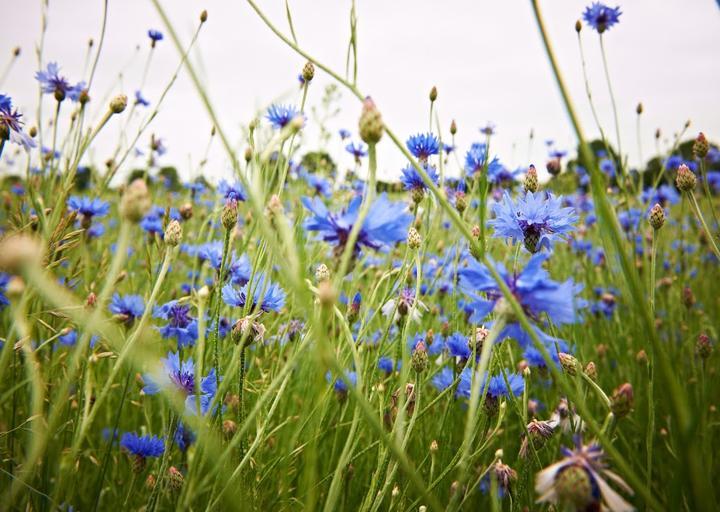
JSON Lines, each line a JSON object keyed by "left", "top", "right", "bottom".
{"left": 1, "top": 2, "right": 719, "bottom": 511}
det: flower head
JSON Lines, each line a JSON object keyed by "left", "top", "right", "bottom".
{"left": 459, "top": 253, "right": 585, "bottom": 328}
{"left": 120, "top": 432, "right": 164, "bottom": 458}
{"left": 345, "top": 141, "right": 367, "bottom": 160}
{"left": 582, "top": 3, "right": 622, "bottom": 33}
{"left": 67, "top": 196, "right": 110, "bottom": 220}
{"left": 488, "top": 191, "right": 578, "bottom": 253}
{"left": 222, "top": 274, "right": 286, "bottom": 313}
{"left": 35, "top": 62, "right": 84, "bottom": 102}
{"left": 266, "top": 103, "right": 301, "bottom": 129}
{"left": 148, "top": 29, "right": 164, "bottom": 43}
{"left": 153, "top": 301, "right": 198, "bottom": 348}
{"left": 0, "top": 273, "right": 10, "bottom": 310}
{"left": 302, "top": 193, "right": 412, "bottom": 255}
{"left": 400, "top": 164, "right": 439, "bottom": 192}
{"left": 536, "top": 437, "right": 633, "bottom": 511}
{"left": 218, "top": 179, "right": 247, "bottom": 202}
{"left": 109, "top": 293, "right": 145, "bottom": 324}
{"left": 0, "top": 94, "right": 36, "bottom": 150}
{"left": 406, "top": 133, "right": 440, "bottom": 161}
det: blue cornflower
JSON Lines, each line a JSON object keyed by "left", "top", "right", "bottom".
{"left": 582, "top": 3, "right": 622, "bottom": 33}
{"left": 153, "top": 301, "right": 198, "bottom": 348}
{"left": 445, "top": 332, "right": 471, "bottom": 359}
{"left": 617, "top": 208, "right": 642, "bottom": 233}
{"left": 459, "top": 252, "right": 585, "bottom": 328}
{"left": 218, "top": 179, "right": 246, "bottom": 202}
{"left": 486, "top": 372, "right": 525, "bottom": 399}
{"left": 140, "top": 211, "right": 164, "bottom": 236}
{"left": 174, "top": 422, "right": 196, "bottom": 452}
{"left": 345, "top": 142, "right": 367, "bottom": 160}
{"left": 641, "top": 185, "right": 679, "bottom": 207}
{"left": 338, "top": 129, "right": 351, "bottom": 140}
{"left": 488, "top": 191, "right": 578, "bottom": 253}
{"left": 406, "top": 133, "right": 440, "bottom": 161}
{"left": 0, "top": 273, "right": 10, "bottom": 310}
{"left": 222, "top": 274, "right": 286, "bottom": 313}
{"left": 302, "top": 193, "right": 412, "bottom": 255}
{"left": 400, "top": 164, "right": 439, "bottom": 192}
{"left": 120, "top": 432, "right": 164, "bottom": 458}
{"left": 134, "top": 90, "right": 150, "bottom": 107}
{"left": 67, "top": 196, "right": 110, "bottom": 221}
{"left": 326, "top": 370, "right": 357, "bottom": 394}
{"left": 109, "top": 293, "right": 145, "bottom": 324}
{"left": 0, "top": 94, "right": 36, "bottom": 150}
{"left": 266, "top": 104, "right": 301, "bottom": 129}
{"left": 378, "top": 356, "right": 395, "bottom": 375}
{"left": 59, "top": 329, "right": 77, "bottom": 346}
{"left": 229, "top": 253, "right": 253, "bottom": 286}
{"left": 143, "top": 351, "right": 219, "bottom": 415}
{"left": 431, "top": 366, "right": 455, "bottom": 393}
{"left": 35, "top": 63, "right": 84, "bottom": 102}
{"left": 599, "top": 158, "right": 615, "bottom": 178}
{"left": 300, "top": 170, "right": 332, "bottom": 197}
{"left": 148, "top": 29, "right": 164, "bottom": 45}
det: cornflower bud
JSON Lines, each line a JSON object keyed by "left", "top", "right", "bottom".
{"left": 675, "top": 164, "right": 696, "bottom": 192}
{"left": 221, "top": 200, "right": 238, "bottom": 230}
{"left": 636, "top": 102, "right": 643, "bottom": 115}
{"left": 575, "top": 19, "right": 582, "bottom": 32}
{"left": 610, "top": 383, "right": 634, "bottom": 419}
{"left": 524, "top": 164, "right": 539, "bottom": 193}
{"left": 429, "top": 86, "right": 437, "bottom": 102}
{"left": 168, "top": 466, "right": 184, "bottom": 492}
{"left": 411, "top": 341, "right": 429, "bottom": 373}
{"left": 450, "top": 119, "right": 457, "bottom": 135}
{"left": 110, "top": 94, "right": 128, "bottom": 114}
{"left": 648, "top": 203, "right": 665, "bottom": 230}
{"left": 693, "top": 132, "right": 708, "bottom": 159}
{"left": 359, "top": 97, "right": 383, "bottom": 145}
{"left": 558, "top": 352, "right": 579, "bottom": 376}
{"left": 302, "top": 61, "right": 315, "bottom": 83}
{"left": 696, "top": 333, "right": 713, "bottom": 359}
{"left": 200, "top": 9, "right": 208, "bottom": 22}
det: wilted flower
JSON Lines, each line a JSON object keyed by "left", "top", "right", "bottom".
{"left": 536, "top": 437, "right": 633, "bottom": 511}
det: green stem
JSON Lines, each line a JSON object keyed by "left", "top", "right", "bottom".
{"left": 688, "top": 191, "right": 720, "bottom": 260}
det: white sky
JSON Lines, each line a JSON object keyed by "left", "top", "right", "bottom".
{"left": 2, "top": 0, "right": 719, "bottom": 182}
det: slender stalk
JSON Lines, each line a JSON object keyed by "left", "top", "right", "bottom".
{"left": 687, "top": 191, "right": 720, "bottom": 260}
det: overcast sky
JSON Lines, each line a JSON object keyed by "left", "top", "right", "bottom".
{"left": 2, "top": 0, "right": 719, "bottom": 182}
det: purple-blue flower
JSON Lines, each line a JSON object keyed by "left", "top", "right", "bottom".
{"left": 488, "top": 191, "right": 578, "bottom": 253}
{"left": 400, "top": 164, "right": 439, "bottom": 192}
{"left": 222, "top": 274, "right": 286, "bottom": 313}
{"left": 302, "top": 193, "right": 412, "bottom": 255}
{"left": 266, "top": 104, "right": 301, "bottom": 129}
{"left": 0, "top": 273, "right": 9, "bottom": 310}
{"left": 148, "top": 29, "right": 164, "bottom": 43}
{"left": 109, "top": 293, "right": 145, "bottom": 323}
{"left": 67, "top": 196, "right": 110, "bottom": 220}
{"left": 582, "top": 3, "right": 622, "bottom": 33}
{"left": 153, "top": 301, "right": 198, "bottom": 348}
{"left": 218, "top": 179, "right": 246, "bottom": 202}
{"left": 406, "top": 133, "right": 440, "bottom": 161}
{"left": 0, "top": 94, "right": 36, "bottom": 150}
{"left": 459, "top": 253, "right": 585, "bottom": 327}
{"left": 120, "top": 432, "right": 164, "bottom": 458}
{"left": 35, "top": 62, "right": 84, "bottom": 102}
{"left": 345, "top": 142, "right": 367, "bottom": 159}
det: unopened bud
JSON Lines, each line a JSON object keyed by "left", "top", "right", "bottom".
{"left": 636, "top": 102, "right": 643, "bottom": 115}
{"left": 524, "top": 165, "right": 539, "bottom": 193}
{"left": 450, "top": 119, "right": 457, "bottom": 135}
{"left": 575, "top": 20, "right": 582, "bottom": 32}
{"left": 693, "top": 132, "right": 709, "bottom": 159}
{"left": 411, "top": 341, "right": 429, "bottom": 373}
{"left": 559, "top": 352, "right": 579, "bottom": 376}
{"left": 696, "top": 333, "right": 713, "bottom": 359}
{"left": 200, "top": 9, "right": 208, "bottom": 22}
{"left": 179, "top": 202, "right": 193, "bottom": 220}
{"left": 221, "top": 201, "right": 238, "bottom": 230}
{"left": 648, "top": 203, "right": 665, "bottom": 230}
{"left": 454, "top": 191, "right": 467, "bottom": 213}
{"left": 584, "top": 361, "right": 597, "bottom": 380}
{"left": 675, "top": 164, "right": 696, "bottom": 192}
{"left": 610, "top": 383, "right": 633, "bottom": 419}
{"left": 302, "top": 61, "right": 315, "bottom": 82}
{"left": 359, "top": 97, "right": 383, "bottom": 145}
{"left": 168, "top": 466, "right": 184, "bottom": 492}
{"left": 110, "top": 94, "right": 128, "bottom": 114}
{"left": 429, "top": 86, "right": 437, "bottom": 102}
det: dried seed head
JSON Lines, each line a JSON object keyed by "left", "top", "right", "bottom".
{"left": 164, "top": 220, "right": 183, "bottom": 247}
{"left": 407, "top": 227, "right": 421, "bottom": 250}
